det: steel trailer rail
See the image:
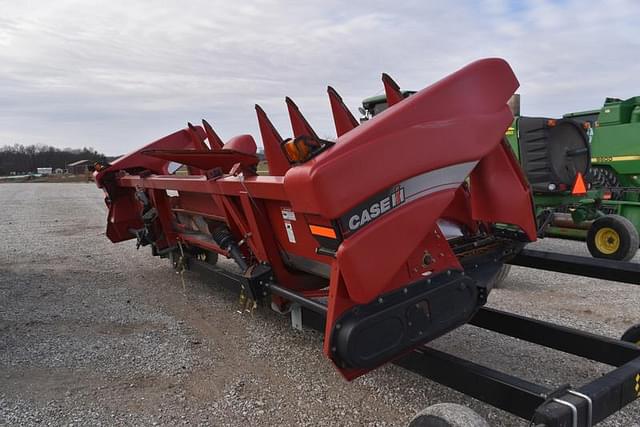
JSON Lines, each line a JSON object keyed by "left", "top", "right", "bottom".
{"left": 508, "top": 248, "right": 640, "bottom": 285}
{"left": 188, "top": 253, "right": 640, "bottom": 427}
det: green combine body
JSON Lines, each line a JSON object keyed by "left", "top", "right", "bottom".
{"left": 565, "top": 96, "right": 640, "bottom": 193}
{"left": 503, "top": 105, "right": 640, "bottom": 261}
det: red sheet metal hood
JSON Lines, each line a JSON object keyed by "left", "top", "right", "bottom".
{"left": 284, "top": 58, "right": 518, "bottom": 219}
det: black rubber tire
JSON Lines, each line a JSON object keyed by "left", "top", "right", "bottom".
{"left": 589, "top": 166, "right": 622, "bottom": 199}
{"left": 490, "top": 264, "right": 511, "bottom": 289}
{"left": 589, "top": 166, "right": 620, "bottom": 188}
{"left": 586, "top": 215, "right": 639, "bottom": 261}
{"left": 621, "top": 324, "right": 640, "bottom": 346}
{"left": 408, "top": 403, "right": 488, "bottom": 427}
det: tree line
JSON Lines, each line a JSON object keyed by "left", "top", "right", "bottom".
{"left": 0, "top": 144, "right": 108, "bottom": 176}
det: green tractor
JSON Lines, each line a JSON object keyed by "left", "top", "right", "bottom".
{"left": 361, "top": 83, "right": 640, "bottom": 261}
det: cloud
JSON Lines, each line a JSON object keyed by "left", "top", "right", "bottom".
{"left": 0, "top": 0, "right": 639, "bottom": 155}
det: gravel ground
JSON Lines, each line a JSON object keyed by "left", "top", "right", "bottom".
{"left": 1, "top": 183, "right": 639, "bottom": 426}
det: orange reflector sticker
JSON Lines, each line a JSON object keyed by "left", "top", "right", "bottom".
{"left": 309, "top": 224, "right": 337, "bottom": 239}
{"left": 572, "top": 172, "right": 587, "bottom": 195}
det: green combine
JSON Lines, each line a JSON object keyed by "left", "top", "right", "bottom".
{"left": 565, "top": 96, "right": 640, "bottom": 190}
{"left": 361, "top": 90, "right": 640, "bottom": 261}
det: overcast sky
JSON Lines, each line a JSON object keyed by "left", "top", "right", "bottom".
{"left": 1, "top": 0, "right": 639, "bottom": 155}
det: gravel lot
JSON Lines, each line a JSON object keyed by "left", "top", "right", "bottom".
{"left": 1, "top": 183, "right": 639, "bottom": 426}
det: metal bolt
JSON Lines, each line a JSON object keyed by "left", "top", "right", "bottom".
{"left": 335, "top": 323, "right": 342, "bottom": 329}
{"left": 331, "top": 347, "right": 337, "bottom": 352}
{"left": 403, "top": 288, "right": 408, "bottom": 294}
{"left": 378, "top": 297, "right": 384, "bottom": 304}
{"left": 446, "top": 270, "right": 451, "bottom": 276}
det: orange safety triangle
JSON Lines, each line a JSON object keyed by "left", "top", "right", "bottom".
{"left": 571, "top": 172, "right": 587, "bottom": 195}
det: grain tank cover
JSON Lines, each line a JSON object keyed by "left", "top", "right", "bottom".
{"left": 517, "top": 117, "right": 590, "bottom": 193}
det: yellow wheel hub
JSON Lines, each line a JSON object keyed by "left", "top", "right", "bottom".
{"left": 594, "top": 227, "right": 620, "bottom": 255}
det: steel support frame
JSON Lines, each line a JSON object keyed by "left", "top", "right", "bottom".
{"left": 117, "top": 174, "right": 289, "bottom": 201}
{"left": 508, "top": 249, "right": 640, "bottom": 285}
{"left": 185, "top": 254, "right": 640, "bottom": 426}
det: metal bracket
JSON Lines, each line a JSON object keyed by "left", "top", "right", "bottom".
{"left": 567, "top": 390, "right": 592, "bottom": 427}
{"left": 551, "top": 398, "right": 578, "bottom": 427}
{"left": 291, "top": 304, "right": 303, "bottom": 331}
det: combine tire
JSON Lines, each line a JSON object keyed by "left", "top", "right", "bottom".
{"left": 408, "top": 403, "right": 488, "bottom": 427}
{"left": 589, "top": 166, "right": 622, "bottom": 198}
{"left": 621, "top": 324, "right": 640, "bottom": 346}
{"left": 586, "top": 215, "right": 639, "bottom": 261}
{"left": 589, "top": 166, "right": 620, "bottom": 187}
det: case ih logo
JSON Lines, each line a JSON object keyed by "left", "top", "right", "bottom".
{"left": 338, "top": 161, "right": 478, "bottom": 237}
{"left": 346, "top": 186, "right": 405, "bottom": 232}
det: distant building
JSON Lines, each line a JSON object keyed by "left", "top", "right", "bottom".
{"left": 54, "top": 168, "right": 64, "bottom": 174}
{"left": 67, "top": 160, "right": 92, "bottom": 175}
{"left": 37, "top": 167, "right": 53, "bottom": 175}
